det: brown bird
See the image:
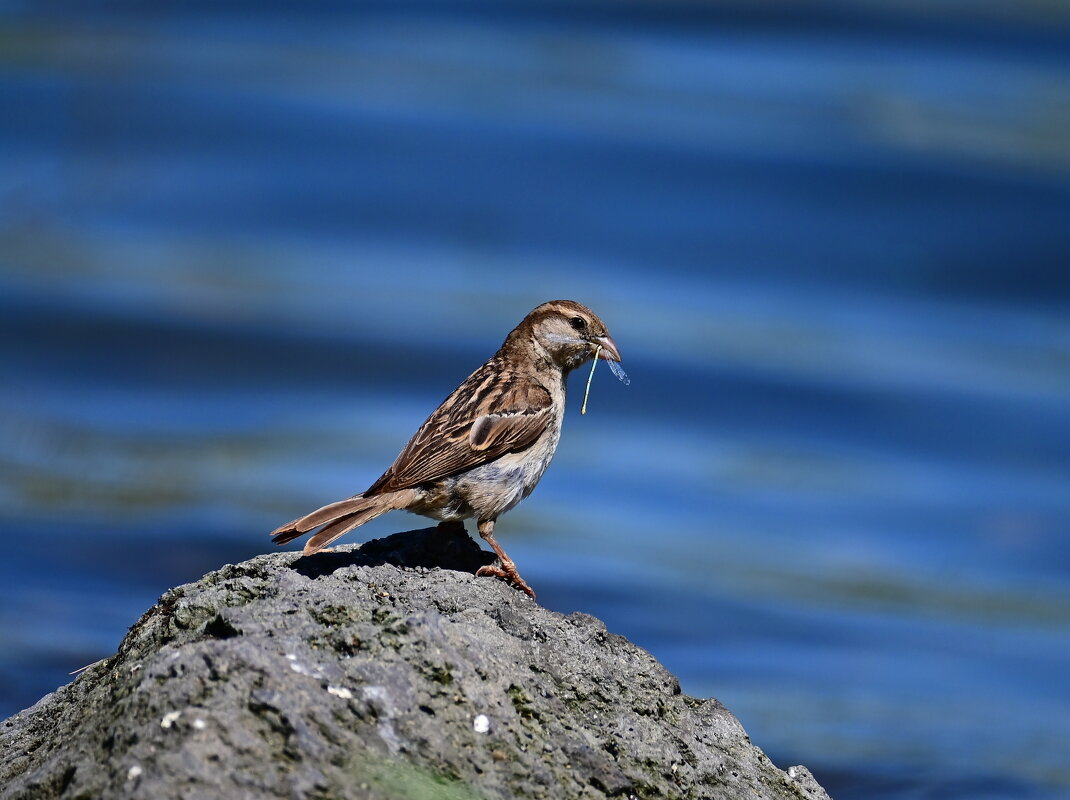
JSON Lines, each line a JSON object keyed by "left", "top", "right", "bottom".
{"left": 271, "top": 299, "right": 622, "bottom": 599}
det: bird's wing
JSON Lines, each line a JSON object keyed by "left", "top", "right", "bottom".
{"left": 365, "top": 366, "right": 554, "bottom": 495}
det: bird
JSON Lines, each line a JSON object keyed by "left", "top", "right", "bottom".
{"left": 270, "top": 299, "right": 622, "bottom": 599}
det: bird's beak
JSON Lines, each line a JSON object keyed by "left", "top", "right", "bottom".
{"left": 592, "top": 335, "right": 621, "bottom": 362}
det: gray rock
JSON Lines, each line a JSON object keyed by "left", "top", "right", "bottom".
{"left": 0, "top": 524, "right": 832, "bottom": 800}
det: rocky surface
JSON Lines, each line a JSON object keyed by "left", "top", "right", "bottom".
{"left": 0, "top": 524, "right": 831, "bottom": 800}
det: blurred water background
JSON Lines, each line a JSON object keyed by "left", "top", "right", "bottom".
{"left": 2, "top": 2, "right": 1070, "bottom": 798}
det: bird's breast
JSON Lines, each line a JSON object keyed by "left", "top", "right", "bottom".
{"left": 453, "top": 408, "right": 563, "bottom": 521}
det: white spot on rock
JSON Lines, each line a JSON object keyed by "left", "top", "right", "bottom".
{"left": 362, "top": 686, "right": 402, "bottom": 754}
{"left": 160, "top": 711, "right": 181, "bottom": 729}
{"left": 193, "top": 718, "right": 207, "bottom": 731}
{"left": 126, "top": 765, "right": 142, "bottom": 781}
{"left": 362, "top": 686, "right": 389, "bottom": 704}
{"left": 327, "top": 686, "right": 353, "bottom": 699}
{"left": 473, "top": 714, "right": 491, "bottom": 734}
{"left": 284, "top": 652, "right": 323, "bottom": 678}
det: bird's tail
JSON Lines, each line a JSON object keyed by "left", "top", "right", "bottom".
{"left": 270, "top": 489, "right": 415, "bottom": 556}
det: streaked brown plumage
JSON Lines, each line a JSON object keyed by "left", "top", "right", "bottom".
{"left": 271, "top": 300, "right": 622, "bottom": 599}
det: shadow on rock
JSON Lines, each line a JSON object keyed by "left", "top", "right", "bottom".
{"left": 291, "top": 522, "right": 497, "bottom": 580}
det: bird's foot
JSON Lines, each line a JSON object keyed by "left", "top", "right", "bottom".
{"left": 476, "top": 560, "right": 536, "bottom": 599}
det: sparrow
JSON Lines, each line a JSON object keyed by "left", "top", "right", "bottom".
{"left": 271, "top": 299, "right": 622, "bottom": 599}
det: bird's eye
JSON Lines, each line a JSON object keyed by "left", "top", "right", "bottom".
{"left": 570, "top": 316, "right": 587, "bottom": 332}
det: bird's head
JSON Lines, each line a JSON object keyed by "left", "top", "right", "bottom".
{"left": 510, "top": 300, "right": 621, "bottom": 373}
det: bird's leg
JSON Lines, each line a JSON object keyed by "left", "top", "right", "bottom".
{"left": 474, "top": 518, "right": 536, "bottom": 599}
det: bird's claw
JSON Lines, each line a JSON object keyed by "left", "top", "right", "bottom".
{"left": 476, "top": 562, "right": 536, "bottom": 599}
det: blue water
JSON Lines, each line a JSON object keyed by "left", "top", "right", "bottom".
{"left": 3, "top": 4, "right": 1070, "bottom": 798}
